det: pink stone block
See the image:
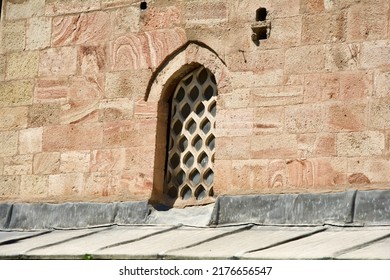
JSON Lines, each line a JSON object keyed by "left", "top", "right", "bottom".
{"left": 34, "top": 78, "right": 68, "bottom": 102}
{"left": 52, "top": 11, "right": 110, "bottom": 47}
{"left": 60, "top": 100, "right": 99, "bottom": 125}
{"left": 69, "top": 75, "right": 104, "bottom": 100}
{"left": 60, "top": 151, "right": 91, "bottom": 173}
{"left": 39, "top": 47, "right": 77, "bottom": 76}
{"left": 91, "top": 149, "right": 126, "bottom": 172}
{"left": 78, "top": 45, "right": 107, "bottom": 74}
{"left": 142, "top": 6, "right": 181, "bottom": 31}
{"left": 33, "top": 152, "right": 60, "bottom": 174}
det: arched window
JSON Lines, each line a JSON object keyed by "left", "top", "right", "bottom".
{"left": 164, "top": 66, "right": 217, "bottom": 204}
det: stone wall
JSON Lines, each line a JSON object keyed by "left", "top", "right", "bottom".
{"left": 0, "top": 0, "right": 390, "bottom": 205}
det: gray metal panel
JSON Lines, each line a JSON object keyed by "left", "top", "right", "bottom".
{"left": 354, "top": 190, "right": 390, "bottom": 225}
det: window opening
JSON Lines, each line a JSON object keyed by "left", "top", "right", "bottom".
{"left": 165, "top": 66, "right": 217, "bottom": 203}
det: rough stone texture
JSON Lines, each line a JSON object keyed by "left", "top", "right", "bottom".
{"left": 210, "top": 190, "right": 356, "bottom": 225}
{"left": 354, "top": 190, "right": 390, "bottom": 225}
{"left": 1, "top": 0, "right": 390, "bottom": 205}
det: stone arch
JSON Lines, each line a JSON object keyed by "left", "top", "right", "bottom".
{"left": 147, "top": 41, "right": 231, "bottom": 208}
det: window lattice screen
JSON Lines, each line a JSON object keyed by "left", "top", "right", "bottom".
{"left": 165, "top": 67, "right": 217, "bottom": 202}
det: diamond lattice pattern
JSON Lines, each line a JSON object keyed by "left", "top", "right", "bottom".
{"left": 165, "top": 67, "right": 217, "bottom": 202}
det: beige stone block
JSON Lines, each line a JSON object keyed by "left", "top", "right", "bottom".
{"left": 119, "top": 169, "right": 153, "bottom": 198}
{"left": 215, "top": 136, "right": 251, "bottom": 160}
{"left": 26, "top": 17, "right": 52, "bottom": 50}
{"left": 111, "top": 6, "right": 140, "bottom": 35}
{"left": 324, "top": 0, "right": 362, "bottom": 11}
{"left": 111, "top": 28, "right": 186, "bottom": 71}
{"left": 84, "top": 172, "right": 115, "bottom": 197}
{"left": 0, "top": 80, "right": 33, "bottom": 107}
{"left": 226, "top": 49, "right": 284, "bottom": 72}
{"left": 0, "top": 106, "right": 28, "bottom": 131}
{"left": 20, "top": 175, "right": 48, "bottom": 198}
{"left": 0, "top": 176, "right": 20, "bottom": 197}
{"left": 134, "top": 99, "right": 157, "bottom": 119}
{"left": 231, "top": 70, "right": 284, "bottom": 89}
{"left": 228, "top": 0, "right": 270, "bottom": 23}
{"left": 1, "top": 21, "right": 26, "bottom": 52}
{"left": 369, "top": 98, "right": 390, "bottom": 129}
{"left": 374, "top": 70, "right": 390, "bottom": 98}
{"left": 285, "top": 105, "right": 323, "bottom": 133}
{"left": 45, "top": 0, "right": 101, "bottom": 16}
{"left": 43, "top": 123, "right": 103, "bottom": 151}
{"left": 232, "top": 160, "right": 269, "bottom": 193}
{"left": 360, "top": 40, "right": 390, "bottom": 69}
{"left": 78, "top": 45, "right": 107, "bottom": 74}
{"left": 326, "top": 103, "right": 367, "bottom": 131}
{"left": 105, "top": 70, "right": 151, "bottom": 99}
{"left": 91, "top": 149, "right": 125, "bottom": 172}
{"left": 0, "top": 131, "right": 18, "bottom": 157}
{"left": 5, "top": 0, "right": 45, "bottom": 20}
{"left": 216, "top": 108, "right": 253, "bottom": 137}
{"left": 301, "top": 0, "right": 325, "bottom": 13}
{"left": 286, "top": 158, "right": 347, "bottom": 189}
{"left": 3, "top": 155, "right": 33, "bottom": 175}
{"left": 52, "top": 11, "right": 110, "bottom": 47}
{"left": 101, "top": 0, "right": 138, "bottom": 9}
{"left": 304, "top": 73, "right": 340, "bottom": 103}
{"left": 60, "top": 99, "right": 99, "bottom": 125}
{"left": 250, "top": 85, "right": 304, "bottom": 107}
{"left": 348, "top": 158, "right": 390, "bottom": 184}
{"left": 220, "top": 89, "right": 250, "bottom": 109}
{"left": 28, "top": 103, "right": 61, "bottom": 127}
{"left": 39, "top": 47, "right": 77, "bottom": 76}
{"left": 254, "top": 106, "right": 284, "bottom": 134}
{"left": 337, "top": 131, "right": 384, "bottom": 157}
{"left": 69, "top": 75, "right": 104, "bottom": 100}
{"left": 19, "top": 127, "right": 43, "bottom": 154}
{"left": 185, "top": 0, "right": 228, "bottom": 26}
{"left": 338, "top": 71, "right": 372, "bottom": 100}
{"left": 124, "top": 146, "right": 155, "bottom": 170}
{"left": 302, "top": 12, "right": 346, "bottom": 44}
{"left": 33, "top": 152, "right": 60, "bottom": 175}
{"left": 0, "top": 55, "right": 5, "bottom": 81}
{"left": 285, "top": 45, "right": 326, "bottom": 74}
{"left": 213, "top": 159, "right": 232, "bottom": 195}
{"left": 6, "top": 51, "right": 39, "bottom": 80}
{"left": 260, "top": 16, "right": 302, "bottom": 49}
{"left": 297, "top": 134, "right": 336, "bottom": 158}
{"left": 347, "top": 3, "right": 389, "bottom": 41}
{"left": 48, "top": 173, "right": 84, "bottom": 197}
{"left": 270, "top": 0, "right": 300, "bottom": 17}
{"left": 60, "top": 151, "right": 91, "bottom": 173}
{"left": 251, "top": 134, "right": 297, "bottom": 159}
{"left": 325, "top": 43, "right": 359, "bottom": 71}
{"left": 268, "top": 160, "right": 288, "bottom": 190}
{"left": 100, "top": 98, "right": 134, "bottom": 122}
{"left": 34, "top": 78, "right": 68, "bottom": 102}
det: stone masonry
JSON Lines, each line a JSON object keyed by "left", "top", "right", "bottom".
{"left": 0, "top": 0, "right": 390, "bottom": 207}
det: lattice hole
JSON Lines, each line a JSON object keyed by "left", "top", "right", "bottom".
{"left": 168, "top": 186, "right": 178, "bottom": 198}
{"left": 186, "top": 119, "right": 197, "bottom": 134}
{"left": 192, "top": 135, "right": 203, "bottom": 151}
{"left": 204, "top": 168, "right": 214, "bottom": 186}
{"left": 183, "top": 152, "right": 194, "bottom": 168}
{"left": 181, "top": 185, "right": 192, "bottom": 200}
{"left": 198, "top": 152, "right": 208, "bottom": 167}
{"left": 195, "top": 185, "right": 207, "bottom": 200}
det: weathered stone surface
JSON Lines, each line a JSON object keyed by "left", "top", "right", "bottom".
{"left": 216, "top": 136, "right": 251, "bottom": 160}
{"left": 5, "top": 0, "right": 45, "bottom": 20}
{"left": 250, "top": 86, "right": 304, "bottom": 107}
{"left": 354, "top": 190, "right": 390, "bottom": 225}
{"left": 348, "top": 158, "right": 390, "bottom": 184}
{"left": 78, "top": 46, "right": 107, "bottom": 74}
{"left": 45, "top": 0, "right": 101, "bottom": 16}
{"left": 19, "top": 128, "right": 43, "bottom": 154}
{"left": 216, "top": 108, "right": 253, "bottom": 137}
{"left": 111, "top": 6, "right": 140, "bottom": 35}
{"left": 0, "top": 131, "right": 18, "bottom": 157}
{"left": 0, "top": 55, "right": 5, "bottom": 81}
{"left": 326, "top": 103, "right": 367, "bottom": 131}
{"left": 91, "top": 149, "right": 125, "bottom": 172}
{"left": 6, "top": 51, "right": 39, "bottom": 80}
{"left": 20, "top": 175, "right": 48, "bottom": 198}
{"left": 39, "top": 47, "right": 77, "bottom": 76}
{"left": 141, "top": 6, "right": 181, "bottom": 31}
{"left": 250, "top": 134, "right": 297, "bottom": 159}
{"left": 105, "top": 70, "right": 151, "bottom": 99}
{"left": 297, "top": 134, "right": 336, "bottom": 157}
{"left": 26, "top": 17, "right": 51, "bottom": 50}
{"left": 325, "top": 43, "right": 359, "bottom": 71}
{"left": 43, "top": 123, "right": 103, "bottom": 151}
{"left": 1, "top": 21, "right": 26, "bottom": 52}
{"left": 338, "top": 71, "right": 372, "bottom": 100}
{"left": 52, "top": 11, "right": 110, "bottom": 46}
{"left": 0, "top": 176, "right": 20, "bottom": 198}
{"left": 0, "top": 80, "right": 33, "bottom": 107}
{"left": 304, "top": 73, "right": 339, "bottom": 102}
{"left": 69, "top": 75, "right": 104, "bottom": 100}
{"left": 101, "top": 0, "right": 138, "bottom": 9}
{"left": 226, "top": 49, "right": 284, "bottom": 72}
{"left": 285, "top": 45, "right": 326, "bottom": 74}
{"left": 60, "top": 99, "right": 99, "bottom": 125}
{"left": 59, "top": 151, "right": 91, "bottom": 173}
{"left": 111, "top": 28, "right": 186, "bottom": 70}
{"left": 33, "top": 152, "right": 60, "bottom": 175}
{"left": 360, "top": 40, "right": 390, "bottom": 69}
{"left": 0, "top": 107, "right": 28, "bottom": 131}
{"left": 261, "top": 16, "right": 302, "bottom": 49}
{"left": 48, "top": 173, "right": 85, "bottom": 197}
{"left": 34, "top": 78, "right": 68, "bottom": 103}
{"left": 301, "top": 0, "right": 325, "bottom": 13}
{"left": 285, "top": 104, "right": 323, "bottom": 133}
{"left": 185, "top": 0, "right": 228, "bottom": 25}
{"left": 369, "top": 98, "right": 390, "bottom": 129}
{"left": 337, "top": 131, "right": 384, "bottom": 157}
{"left": 28, "top": 103, "right": 61, "bottom": 127}
{"left": 374, "top": 70, "right": 390, "bottom": 98}
{"left": 231, "top": 160, "right": 268, "bottom": 193}
{"left": 100, "top": 98, "right": 134, "bottom": 122}
{"left": 210, "top": 190, "right": 356, "bottom": 225}
{"left": 3, "top": 155, "right": 33, "bottom": 175}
